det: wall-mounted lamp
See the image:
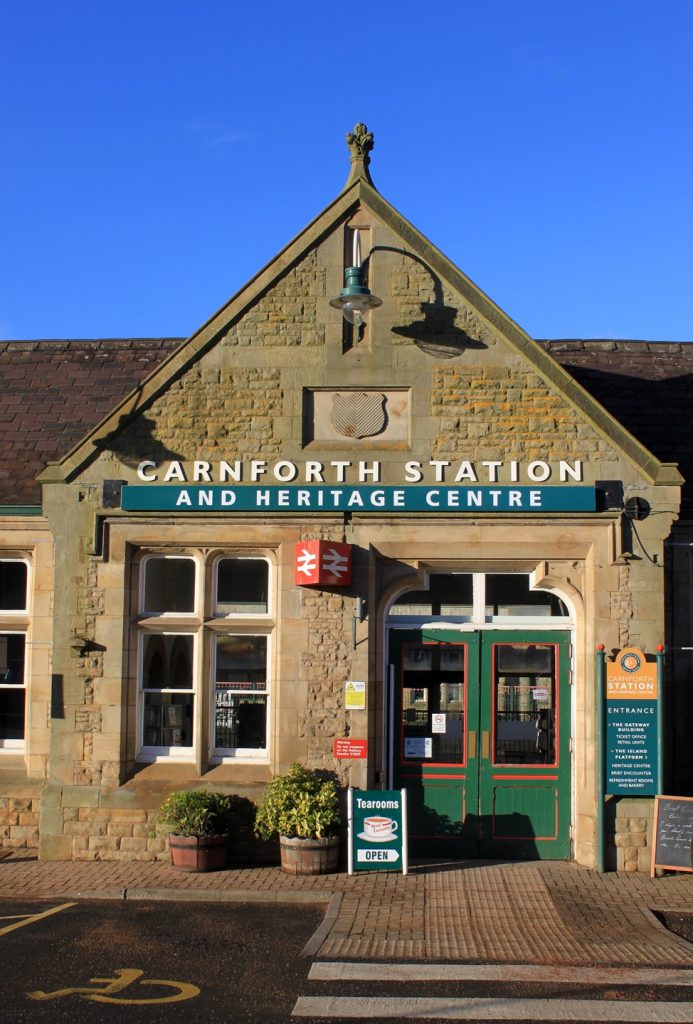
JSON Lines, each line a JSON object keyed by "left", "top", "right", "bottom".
{"left": 623, "top": 496, "right": 649, "bottom": 521}
{"left": 352, "top": 595, "right": 367, "bottom": 649}
{"left": 329, "top": 229, "right": 382, "bottom": 326}
{"left": 616, "top": 495, "right": 659, "bottom": 565}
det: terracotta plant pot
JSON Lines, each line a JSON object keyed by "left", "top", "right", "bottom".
{"left": 279, "top": 835, "right": 339, "bottom": 875}
{"left": 169, "top": 834, "right": 228, "bottom": 872}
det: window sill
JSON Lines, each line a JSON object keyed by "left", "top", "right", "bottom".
{"left": 209, "top": 754, "right": 269, "bottom": 766}
{"left": 136, "top": 751, "right": 196, "bottom": 764}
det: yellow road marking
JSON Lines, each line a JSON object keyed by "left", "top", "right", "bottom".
{"left": 0, "top": 902, "right": 76, "bottom": 937}
{"left": 28, "top": 968, "right": 200, "bottom": 1005}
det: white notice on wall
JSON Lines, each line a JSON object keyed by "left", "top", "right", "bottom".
{"left": 431, "top": 713, "right": 446, "bottom": 733}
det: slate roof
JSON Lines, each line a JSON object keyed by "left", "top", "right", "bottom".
{"left": 0, "top": 338, "right": 691, "bottom": 511}
{"left": 537, "top": 340, "right": 693, "bottom": 513}
{"left": 0, "top": 339, "right": 183, "bottom": 505}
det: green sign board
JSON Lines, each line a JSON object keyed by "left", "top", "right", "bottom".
{"left": 349, "top": 789, "right": 407, "bottom": 874}
{"left": 121, "top": 484, "right": 596, "bottom": 514}
{"left": 605, "top": 648, "right": 659, "bottom": 796}
{"left": 605, "top": 701, "right": 659, "bottom": 795}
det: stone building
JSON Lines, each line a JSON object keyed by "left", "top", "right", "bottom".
{"left": 1, "top": 125, "right": 691, "bottom": 870}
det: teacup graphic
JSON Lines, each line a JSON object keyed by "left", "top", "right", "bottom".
{"left": 363, "top": 815, "right": 397, "bottom": 840}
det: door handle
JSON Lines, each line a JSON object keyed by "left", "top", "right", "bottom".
{"left": 468, "top": 730, "right": 476, "bottom": 759}
{"left": 481, "top": 731, "right": 490, "bottom": 759}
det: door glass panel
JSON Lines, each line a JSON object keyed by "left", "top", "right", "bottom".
{"left": 494, "top": 643, "right": 556, "bottom": 764}
{"left": 401, "top": 643, "right": 465, "bottom": 763}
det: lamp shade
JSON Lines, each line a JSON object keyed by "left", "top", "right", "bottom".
{"left": 329, "top": 266, "right": 382, "bottom": 325}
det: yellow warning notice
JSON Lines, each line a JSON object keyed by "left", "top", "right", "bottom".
{"left": 345, "top": 680, "right": 366, "bottom": 710}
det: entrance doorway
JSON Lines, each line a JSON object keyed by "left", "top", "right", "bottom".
{"left": 389, "top": 628, "right": 571, "bottom": 859}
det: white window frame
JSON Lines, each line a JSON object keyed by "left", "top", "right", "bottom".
{"left": 0, "top": 558, "right": 30, "bottom": 752}
{"left": 137, "top": 630, "right": 198, "bottom": 762}
{"left": 387, "top": 572, "right": 571, "bottom": 629}
{"left": 0, "top": 558, "right": 30, "bottom": 614}
{"left": 139, "top": 554, "right": 198, "bottom": 618}
{"left": 210, "top": 631, "right": 271, "bottom": 762}
{"left": 135, "top": 551, "right": 274, "bottom": 765}
{"left": 212, "top": 555, "right": 272, "bottom": 619}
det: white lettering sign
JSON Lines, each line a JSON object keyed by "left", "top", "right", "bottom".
{"left": 134, "top": 458, "right": 584, "bottom": 486}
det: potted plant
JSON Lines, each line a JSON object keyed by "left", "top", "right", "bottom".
{"left": 156, "top": 789, "right": 235, "bottom": 872}
{"left": 254, "top": 763, "right": 341, "bottom": 874}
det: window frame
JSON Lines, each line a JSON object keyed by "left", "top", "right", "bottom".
{"left": 138, "top": 629, "right": 198, "bottom": 761}
{"left": 209, "top": 630, "right": 271, "bottom": 761}
{"left": 387, "top": 572, "right": 570, "bottom": 627}
{"left": 0, "top": 558, "right": 30, "bottom": 615}
{"left": 139, "top": 554, "right": 198, "bottom": 618}
{"left": 134, "top": 550, "right": 274, "bottom": 765}
{"left": 0, "top": 557, "right": 30, "bottom": 751}
{"left": 212, "top": 555, "right": 272, "bottom": 619}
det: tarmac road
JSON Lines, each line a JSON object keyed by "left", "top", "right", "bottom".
{"left": 1, "top": 891, "right": 692, "bottom": 1023}
{"left": 0, "top": 897, "right": 324, "bottom": 1023}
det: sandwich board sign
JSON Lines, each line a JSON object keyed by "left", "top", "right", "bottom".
{"left": 347, "top": 789, "right": 407, "bottom": 875}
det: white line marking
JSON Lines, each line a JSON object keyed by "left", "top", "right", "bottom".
{"left": 308, "top": 962, "right": 693, "bottom": 986}
{"left": 292, "top": 995, "right": 693, "bottom": 1021}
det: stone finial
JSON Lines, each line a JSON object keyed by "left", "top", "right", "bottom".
{"left": 344, "top": 123, "right": 375, "bottom": 189}
{"left": 347, "top": 123, "right": 374, "bottom": 160}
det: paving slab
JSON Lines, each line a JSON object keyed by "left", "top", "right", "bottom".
{"left": 0, "top": 851, "right": 691, "bottom": 966}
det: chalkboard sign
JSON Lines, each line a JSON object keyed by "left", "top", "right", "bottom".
{"left": 651, "top": 795, "right": 693, "bottom": 876}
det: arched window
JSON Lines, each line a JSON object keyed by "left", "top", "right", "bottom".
{"left": 388, "top": 573, "right": 568, "bottom": 624}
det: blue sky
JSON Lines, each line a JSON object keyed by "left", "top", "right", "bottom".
{"left": 1, "top": 0, "right": 691, "bottom": 342}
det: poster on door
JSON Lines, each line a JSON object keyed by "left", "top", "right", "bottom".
{"left": 404, "top": 736, "right": 432, "bottom": 759}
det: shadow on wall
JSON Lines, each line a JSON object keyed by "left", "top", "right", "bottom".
{"left": 393, "top": 301, "right": 487, "bottom": 358}
{"left": 366, "top": 246, "right": 488, "bottom": 358}
{"left": 412, "top": 803, "right": 540, "bottom": 860}
{"left": 94, "top": 412, "right": 185, "bottom": 470}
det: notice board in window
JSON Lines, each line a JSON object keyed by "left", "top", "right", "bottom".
{"left": 651, "top": 795, "right": 693, "bottom": 876}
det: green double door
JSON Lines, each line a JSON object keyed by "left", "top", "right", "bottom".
{"left": 391, "top": 629, "right": 571, "bottom": 860}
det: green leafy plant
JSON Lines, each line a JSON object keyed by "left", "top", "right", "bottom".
{"left": 254, "top": 763, "right": 341, "bottom": 840}
{"left": 156, "top": 789, "right": 240, "bottom": 837}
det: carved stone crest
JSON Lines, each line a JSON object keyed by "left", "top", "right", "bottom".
{"left": 330, "top": 392, "right": 387, "bottom": 439}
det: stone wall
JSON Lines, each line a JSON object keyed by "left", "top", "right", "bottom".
{"left": 431, "top": 364, "right": 612, "bottom": 462}
{"left": 110, "top": 365, "right": 285, "bottom": 461}
{"left": 606, "top": 797, "right": 655, "bottom": 873}
{"left": 288, "top": 524, "right": 351, "bottom": 778}
{"left": 391, "top": 255, "right": 499, "bottom": 354}
{"left": 0, "top": 796, "right": 40, "bottom": 849}
{"left": 66, "top": 805, "right": 165, "bottom": 862}
{"left": 222, "top": 250, "right": 326, "bottom": 349}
